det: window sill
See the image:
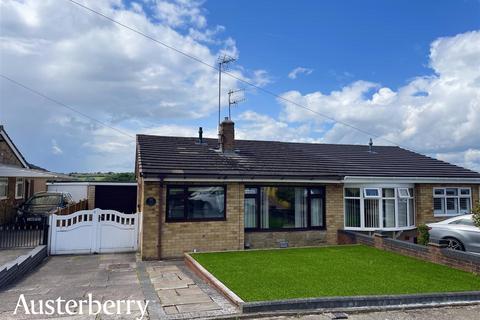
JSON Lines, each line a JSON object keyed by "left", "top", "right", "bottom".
{"left": 245, "top": 227, "right": 326, "bottom": 232}
{"left": 0, "top": 197, "right": 7, "bottom": 201}
{"left": 344, "top": 226, "right": 417, "bottom": 232}
{"left": 166, "top": 217, "right": 226, "bottom": 223}
{"left": 15, "top": 196, "right": 24, "bottom": 200}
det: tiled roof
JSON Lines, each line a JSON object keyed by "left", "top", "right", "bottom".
{"left": 136, "top": 135, "right": 480, "bottom": 180}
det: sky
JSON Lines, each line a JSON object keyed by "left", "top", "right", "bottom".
{"left": 0, "top": 0, "right": 479, "bottom": 173}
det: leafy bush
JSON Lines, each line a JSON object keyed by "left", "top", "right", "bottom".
{"left": 472, "top": 201, "right": 480, "bottom": 228}
{"left": 417, "top": 224, "right": 430, "bottom": 245}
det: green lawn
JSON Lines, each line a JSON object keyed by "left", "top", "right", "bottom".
{"left": 191, "top": 245, "right": 480, "bottom": 302}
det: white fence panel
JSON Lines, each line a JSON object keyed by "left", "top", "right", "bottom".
{"left": 49, "top": 209, "right": 140, "bottom": 255}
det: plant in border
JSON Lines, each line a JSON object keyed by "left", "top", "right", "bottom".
{"left": 472, "top": 201, "right": 480, "bottom": 228}
{"left": 417, "top": 224, "right": 430, "bottom": 245}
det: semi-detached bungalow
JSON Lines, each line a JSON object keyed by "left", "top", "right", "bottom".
{"left": 135, "top": 119, "right": 480, "bottom": 260}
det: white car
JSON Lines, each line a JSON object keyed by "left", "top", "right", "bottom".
{"left": 427, "top": 214, "right": 480, "bottom": 253}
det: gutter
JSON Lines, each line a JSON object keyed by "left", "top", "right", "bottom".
{"left": 343, "top": 176, "right": 480, "bottom": 184}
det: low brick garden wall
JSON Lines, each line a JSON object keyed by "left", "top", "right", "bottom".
{"left": 0, "top": 245, "right": 47, "bottom": 289}
{"left": 338, "top": 230, "right": 480, "bottom": 274}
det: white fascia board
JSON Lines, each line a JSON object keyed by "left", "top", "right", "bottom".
{"left": 144, "top": 177, "right": 342, "bottom": 184}
{"left": 343, "top": 176, "right": 480, "bottom": 184}
{"left": 0, "top": 131, "right": 29, "bottom": 168}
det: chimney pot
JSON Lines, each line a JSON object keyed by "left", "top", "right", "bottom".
{"left": 198, "top": 127, "right": 203, "bottom": 144}
{"left": 219, "top": 118, "right": 235, "bottom": 152}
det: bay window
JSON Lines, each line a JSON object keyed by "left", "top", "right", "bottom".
{"left": 166, "top": 186, "right": 226, "bottom": 221}
{"left": 244, "top": 186, "right": 325, "bottom": 230}
{"left": 433, "top": 187, "right": 471, "bottom": 216}
{"left": 345, "top": 186, "right": 415, "bottom": 230}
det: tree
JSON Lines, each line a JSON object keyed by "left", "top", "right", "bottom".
{"left": 473, "top": 201, "right": 480, "bottom": 228}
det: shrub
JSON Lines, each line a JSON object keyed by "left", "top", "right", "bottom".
{"left": 472, "top": 201, "right": 480, "bottom": 228}
{"left": 417, "top": 224, "right": 430, "bottom": 245}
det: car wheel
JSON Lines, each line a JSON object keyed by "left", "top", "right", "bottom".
{"left": 444, "top": 237, "right": 465, "bottom": 251}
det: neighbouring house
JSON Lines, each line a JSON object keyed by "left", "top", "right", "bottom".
{"left": 135, "top": 118, "right": 480, "bottom": 260}
{"left": 0, "top": 126, "right": 61, "bottom": 224}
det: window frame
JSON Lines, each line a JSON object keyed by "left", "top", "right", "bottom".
{"left": 433, "top": 187, "right": 472, "bottom": 217}
{"left": 15, "top": 178, "right": 24, "bottom": 199}
{"left": 244, "top": 185, "right": 326, "bottom": 232}
{"left": 165, "top": 185, "right": 227, "bottom": 222}
{"left": 344, "top": 185, "right": 415, "bottom": 231}
{"left": 0, "top": 178, "right": 8, "bottom": 200}
{"left": 363, "top": 188, "right": 381, "bottom": 198}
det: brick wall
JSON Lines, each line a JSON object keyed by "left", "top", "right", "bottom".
{"left": 415, "top": 184, "right": 479, "bottom": 226}
{"left": 245, "top": 230, "right": 327, "bottom": 249}
{"left": 140, "top": 180, "right": 161, "bottom": 260}
{"left": 325, "top": 184, "right": 344, "bottom": 244}
{"left": 338, "top": 230, "right": 480, "bottom": 274}
{"left": 140, "top": 181, "right": 245, "bottom": 259}
{"left": 87, "top": 185, "right": 95, "bottom": 210}
{"left": 0, "top": 140, "right": 23, "bottom": 166}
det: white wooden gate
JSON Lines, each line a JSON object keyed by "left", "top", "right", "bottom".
{"left": 49, "top": 209, "right": 141, "bottom": 255}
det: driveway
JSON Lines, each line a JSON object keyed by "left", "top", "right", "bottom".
{"left": 0, "top": 253, "right": 238, "bottom": 319}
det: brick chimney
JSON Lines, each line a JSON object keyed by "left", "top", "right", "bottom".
{"left": 219, "top": 117, "right": 235, "bottom": 153}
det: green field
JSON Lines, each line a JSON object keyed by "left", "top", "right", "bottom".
{"left": 191, "top": 245, "right": 480, "bottom": 302}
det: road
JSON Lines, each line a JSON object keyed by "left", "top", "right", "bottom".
{"left": 258, "top": 304, "right": 480, "bottom": 320}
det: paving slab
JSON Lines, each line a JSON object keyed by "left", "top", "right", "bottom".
{"left": 142, "top": 260, "right": 239, "bottom": 319}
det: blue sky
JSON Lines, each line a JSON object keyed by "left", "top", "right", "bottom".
{"left": 1, "top": 0, "right": 479, "bottom": 172}
{"left": 201, "top": 0, "right": 480, "bottom": 117}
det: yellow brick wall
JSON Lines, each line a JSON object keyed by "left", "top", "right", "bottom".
{"left": 325, "top": 184, "right": 345, "bottom": 243}
{"left": 140, "top": 181, "right": 245, "bottom": 259}
{"left": 415, "top": 184, "right": 479, "bottom": 225}
{"left": 87, "top": 185, "right": 95, "bottom": 210}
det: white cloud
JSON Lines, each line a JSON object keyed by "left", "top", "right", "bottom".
{"left": 51, "top": 140, "right": 63, "bottom": 155}
{"left": 0, "top": 0, "right": 265, "bottom": 172}
{"left": 251, "top": 31, "right": 480, "bottom": 171}
{"left": 288, "top": 67, "right": 313, "bottom": 79}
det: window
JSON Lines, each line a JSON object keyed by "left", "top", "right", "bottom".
{"left": 244, "top": 186, "right": 325, "bottom": 230}
{"left": 398, "top": 188, "right": 410, "bottom": 198}
{"left": 364, "top": 188, "right": 380, "bottom": 198}
{"left": 15, "top": 178, "right": 24, "bottom": 199}
{"left": 345, "top": 188, "right": 361, "bottom": 228}
{"left": 166, "top": 186, "right": 226, "bottom": 221}
{"left": 345, "top": 186, "right": 415, "bottom": 230}
{"left": 0, "top": 178, "right": 7, "bottom": 199}
{"left": 433, "top": 188, "right": 471, "bottom": 216}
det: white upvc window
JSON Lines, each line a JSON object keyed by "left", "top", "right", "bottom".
{"left": 433, "top": 187, "right": 471, "bottom": 216}
{"left": 15, "top": 178, "right": 24, "bottom": 199}
{"left": 344, "top": 186, "right": 415, "bottom": 230}
{"left": 398, "top": 188, "right": 411, "bottom": 198}
{"left": 0, "top": 178, "right": 8, "bottom": 199}
{"left": 363, "top": 188, "right": 381, "bottom": 198}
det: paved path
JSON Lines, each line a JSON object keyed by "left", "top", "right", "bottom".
{"left": 140, "top": 260, "right": 238, "bottom": 319}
